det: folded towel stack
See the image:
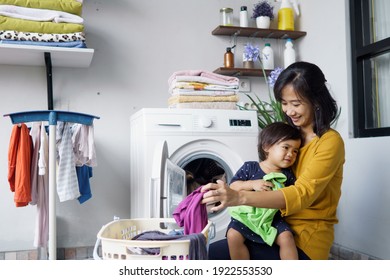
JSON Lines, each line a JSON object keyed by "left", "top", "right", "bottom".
{"left": 0, "top": 0, "right": 87, "bottom": 48}
{"left": 167, "top": 70, "right": 240, "bottom": 110}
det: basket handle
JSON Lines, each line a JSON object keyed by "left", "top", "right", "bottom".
{"left": 93, "top": 238, "right": 102, "bottom": 260}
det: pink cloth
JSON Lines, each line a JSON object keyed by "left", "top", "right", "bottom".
{"left": 173, "top": 186, "right": 208, "bottom": 235}
{"left": 168, "top": 70, "right": 239, "bottom": 86}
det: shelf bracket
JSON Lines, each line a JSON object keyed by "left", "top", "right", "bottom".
{"left": 44, "top": 52, "right": 54, "bottom": 110}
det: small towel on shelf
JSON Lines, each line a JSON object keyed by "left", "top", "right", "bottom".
{"left": 168, "top": 94, "right": 239, "bottom": 105}
{"left": 169, "top": 101, "right": 237, "bottom": 110}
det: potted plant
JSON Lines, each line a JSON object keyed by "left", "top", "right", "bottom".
{"left": 239, "top": 67, "right": 284, "bottom": 129}
{"left": 243, "top": 43, "right": 260, "bottom": 68}
{"left": 252, "top": 0, "right": 275, "bottom": 29}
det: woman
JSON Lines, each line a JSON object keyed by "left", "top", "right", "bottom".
{"left": 202, "top": 61, "right": 345, "bottom": 260}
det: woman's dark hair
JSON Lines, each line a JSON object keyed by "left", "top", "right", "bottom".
{"left": 258, "top": 122, "right": 302, "bottom": 161}
{"left": 273, "top": 61, "right": 338, "bottom": 136}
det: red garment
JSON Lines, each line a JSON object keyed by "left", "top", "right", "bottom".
{"left": 8, "top": 124, "right": 32, "bottom": 207}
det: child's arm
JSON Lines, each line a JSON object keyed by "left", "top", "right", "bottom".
{"left": 230, "top": 179, "right": 273, "bottom": 192}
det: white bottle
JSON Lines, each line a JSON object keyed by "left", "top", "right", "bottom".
{"left": 240, "top": 6, "right": 248, "bottom": 27}
{"left": 262, "top": 43, "right": 274, "bottom": 70}
{"left": 284, "top": 38, "right": 296, "bottom": 68}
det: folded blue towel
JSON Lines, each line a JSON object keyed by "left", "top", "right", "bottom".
{"left": 0, "top": 39, "right": 87, "bottom": 48}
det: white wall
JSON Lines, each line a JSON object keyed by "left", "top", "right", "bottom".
{"left": 0, "top": 0, "right": 389, "bottom": 259}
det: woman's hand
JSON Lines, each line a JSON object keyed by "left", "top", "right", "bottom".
{"left": 201, "top": 180, "right": 239, "bottom": 212}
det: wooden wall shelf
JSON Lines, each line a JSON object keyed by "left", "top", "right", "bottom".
{"left": 212, "top": 25, "right": 307, "bottom": 40}
{"left": 213, "top": 67, "right": 271, "bottom": 77}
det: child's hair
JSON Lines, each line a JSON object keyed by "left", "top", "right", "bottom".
{"left": 258, "top": 122, "right": 302, "bottom": 161}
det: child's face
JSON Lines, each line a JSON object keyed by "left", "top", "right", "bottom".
{"left": 264, "top": 138, "right": 301, "bottom": 169}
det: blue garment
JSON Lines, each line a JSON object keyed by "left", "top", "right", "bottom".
{"left": 76, "top": 165, "right": 93, "bottom": 204}
{"left": 0, "top": 39, "right": 87, "bottom": 48}
{"left": 209, "top": 239, "right": 310, "bottom": 260}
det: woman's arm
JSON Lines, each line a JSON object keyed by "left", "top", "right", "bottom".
{"left": 202, "top": 180, "right": 286, "bottom": 212}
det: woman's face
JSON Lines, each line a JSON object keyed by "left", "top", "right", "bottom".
{"left": 280, "top": 84, "right": 314, "bottom": 130}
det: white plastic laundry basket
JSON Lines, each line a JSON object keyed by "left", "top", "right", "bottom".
{"left": 94, "top": 218, "right": 213, "bottom": 260}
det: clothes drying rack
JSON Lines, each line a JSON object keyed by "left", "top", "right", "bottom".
{"left": 4, "top": 110, "right": 100, "bottom": 260}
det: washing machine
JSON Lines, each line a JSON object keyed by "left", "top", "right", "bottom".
{"left": 130, "top": 108, "right": 259, "bottom": 242}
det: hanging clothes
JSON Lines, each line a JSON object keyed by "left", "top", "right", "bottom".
{"left": 76, "top": 165, "right": 93, "bottom": 204}
{"left": 56, "top": 122, "right": 80, "bottom": 202}
{"left": 29, "top": 122, "right": 41, "bottom": 205}
{"left": 71, "top": 123, "right": 97, "bottom": 167}
{"left": 7, "top": 123, "right": 32, "bottom": 207}
{"left": 34, "top": 121, "right": 49, "bottom": 248}
{"left": 72, "top": 123, "right": 97, "bottom": 203}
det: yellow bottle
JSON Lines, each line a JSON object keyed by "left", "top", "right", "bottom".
{"left": 278, "top": 6, "right": 294, "bottom": 31}
{"left": 278, "top": 0, "right": 300, "bottom": 31}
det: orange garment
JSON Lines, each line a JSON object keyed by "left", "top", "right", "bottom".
{"left": 8, "top": 124, "right": 32, "bottom": 207}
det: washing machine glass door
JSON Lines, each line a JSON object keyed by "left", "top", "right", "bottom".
{"left": 151, "top": 141, "right": 186, "bottom": 218}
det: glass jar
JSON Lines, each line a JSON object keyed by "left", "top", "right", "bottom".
{"left": 220, "top": 8, "right": 233, "bottom": 26}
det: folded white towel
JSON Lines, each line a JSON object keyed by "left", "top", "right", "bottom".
{"left": 171, "top": 89, "right": 238, "bottom": 96}
{"left": 0, "top": 5, "right": 84, "bottom": 24}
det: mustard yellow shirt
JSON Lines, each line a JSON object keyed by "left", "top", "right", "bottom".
{"left": 280, "top": 129, "right": 345, "bottom": 260}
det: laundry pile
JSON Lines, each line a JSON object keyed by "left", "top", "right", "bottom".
{"left": 0, "top": 0, "right": 87, "bottom": 48}
{"left": 167, "top": 70, "right": 240, "bottom": 109}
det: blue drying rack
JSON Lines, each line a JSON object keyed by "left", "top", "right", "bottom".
{"left": 4, "top": 110, "right": 100, "bottom": 260}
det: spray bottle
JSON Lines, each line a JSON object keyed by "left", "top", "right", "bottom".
{"left": 277, "top": 0, "right": 300, "bottom": 31}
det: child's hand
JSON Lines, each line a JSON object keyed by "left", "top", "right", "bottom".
{"left": 251, "top": 180, "right": 274, "bottom": 191}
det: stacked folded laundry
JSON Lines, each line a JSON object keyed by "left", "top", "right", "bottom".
{"left": 168, "top": 70, "right": 240, "bottom": 109}
{"left": 0, "top": 0, "right": 87, "bottom": 48}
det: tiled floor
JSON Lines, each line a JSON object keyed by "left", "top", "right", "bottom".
{"left": 0, "top": 244, "right": 381, "bottom": 260}
{"left": 0, "top": 246, "right": 98, "bottom": 260}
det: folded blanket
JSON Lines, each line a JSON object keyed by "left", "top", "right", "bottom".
{"left": 0, "top": 30, "right": 85, "bottom": 42}
{"left": 169, "top": 102, "right": 238, "bottom": 110}
{"left": 168, "top": 70, "right": 239, "bottom": 85}
{"left": 0, "top": 15, "right": 84, "bottom": 33}
{"left": 171, "top": 89, "right": 237, "bottom": 96}
{"left": 0, "top": 0, "right": 83, "bottom": 16}
{"left": 0, "top": 5, "right": 84, "bottom": 24}
{"left": 169, "top": 75, "right": 239, "bottom": 90}
{"left": 168, "top": 94, "right": 239, "bottom": 105}
{"left": 170, "top": 81, "right": 239, "bottom": 93}
{"left": 1, "top": 39, "right": 86, "bottom": 48}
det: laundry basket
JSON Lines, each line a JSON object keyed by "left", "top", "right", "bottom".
{"left": 94, "top": 218, "right": 213, "bottom": 260}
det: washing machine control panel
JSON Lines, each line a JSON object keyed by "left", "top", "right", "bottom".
{"left": 229, "top": 119, "right": 252, "bottom": 127}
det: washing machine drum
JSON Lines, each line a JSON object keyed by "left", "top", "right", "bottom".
{"left": 184, "top": 158, "right": 226, "bottom": 196}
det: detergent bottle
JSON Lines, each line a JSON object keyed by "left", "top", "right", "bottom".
{"left": 283, "top": 38, "right": 296, "bottom": 68}
{"left": 278, "top": 0, "right": 300, "bottom": 31}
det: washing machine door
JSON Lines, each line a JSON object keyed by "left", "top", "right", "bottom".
{"left": 151, "top": 141, "right": 186, "bottom": 218}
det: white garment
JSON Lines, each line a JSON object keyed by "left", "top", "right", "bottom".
{"left": 0, "top": 5, "right": 84, "bottom": 24}
{"left": 29, "top": 122, "right": 41, "bottom": 206}
{"left": 34, "top": 122, "right": 49, "bottom": 248}
{"left": 71, "top": 123, "right": 97, "bottom": 167}
{"left": 56, "top": 122, "right": 80, "bottom": 202}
